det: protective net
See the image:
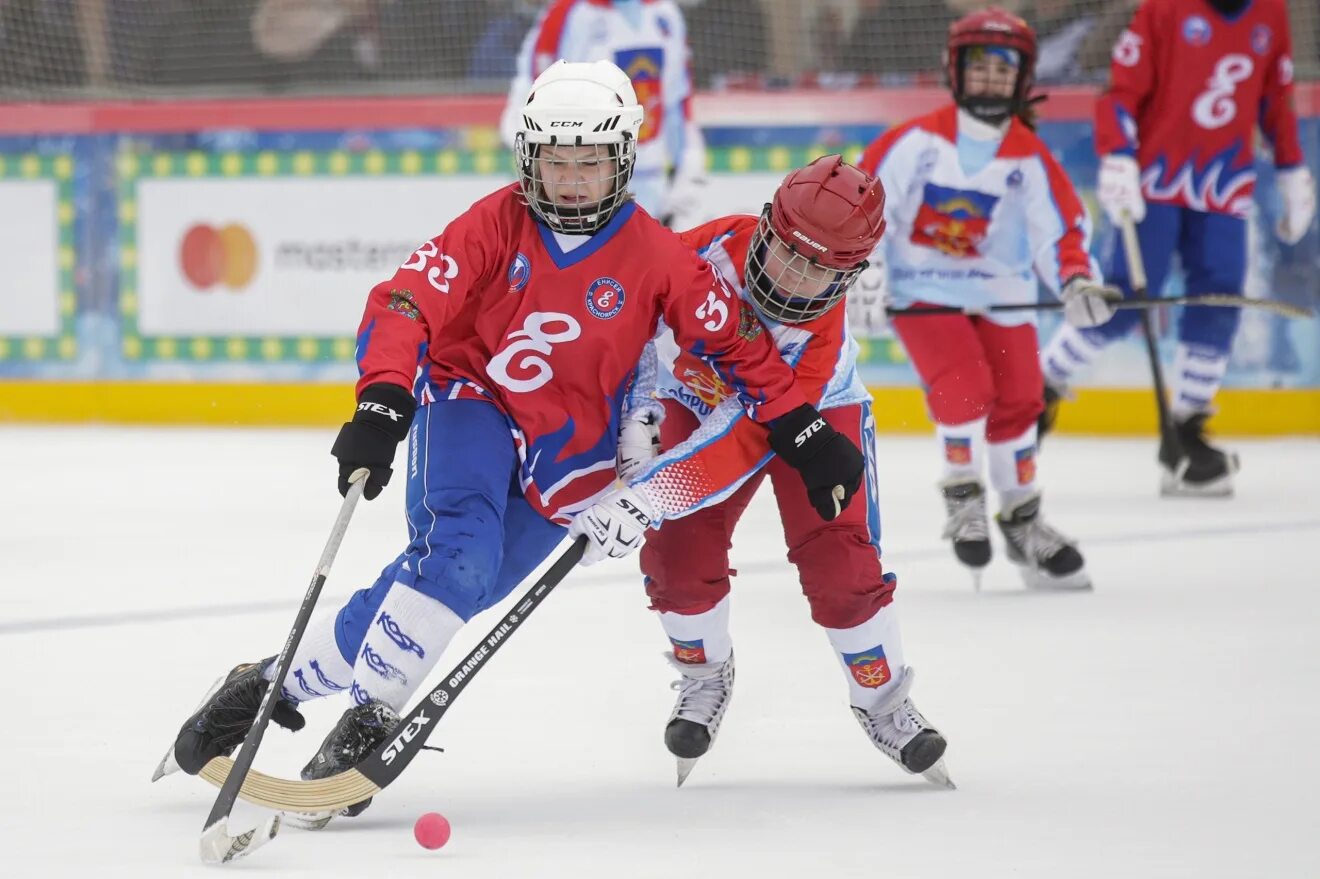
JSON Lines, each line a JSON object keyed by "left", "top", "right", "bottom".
{"left": 2, "top": 1, "right": 1316, "bottom": 100}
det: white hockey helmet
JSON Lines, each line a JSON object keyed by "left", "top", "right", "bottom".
{"left": 516, "top": 60, "right": 645, "bottom": 233}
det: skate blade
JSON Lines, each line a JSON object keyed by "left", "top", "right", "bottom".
{"left": 281, "top": 810, "right": 339, "bottom": 831}
{"left": 151, "top": 670, "right": 229, "bottom": 781}
{"left": 151, "top": 745, "right": 181, "bottom": 782}
{"left": 921, "top": 758, "right": 956, "bottom": 790}
{"left": 1160, "top": 453, "right": 1239, "bottom": 498}
{"left": 675, "top": 757, "right": 699, "bottom": 788}
{"left": 1019, "top": 565, "right": 1092, "bottom": 591}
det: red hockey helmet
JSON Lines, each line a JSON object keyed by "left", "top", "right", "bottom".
{"left": 945, "top": 7, "right": 1038, "bottom": 124}
{"left": 745, "top": 155, "right": 886, "bottom": 324}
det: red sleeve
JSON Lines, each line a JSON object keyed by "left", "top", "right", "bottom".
{"left": 1259, "top": 5, "right": 1304, "bottom": 168}
{"left": 660, "top": 255, "right": 806, "bottom": 424}
{"left": 1094, "top": 0, "right": 1156, "bottom": 157}
{"left": 635, "top": 311, "right": 846, "bottom": 520}
{"left": 353, "top": 199, "right": 501, "bottom": 396}
{"left": 677, "top": 215, "right": 757, "bottom": 250}
{"left": 530, "top": 0, "right": 577, "bottom": 77}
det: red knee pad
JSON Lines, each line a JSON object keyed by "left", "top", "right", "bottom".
{"left": 640, "top": 534, "right": 731, "bottom": 615}
{"left": 789, "top": 529, "right": 895, "bottom": 629}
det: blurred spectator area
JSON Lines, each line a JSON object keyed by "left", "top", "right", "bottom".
{"left": 0, "top": 0, "right": 1317, "bottom": 97}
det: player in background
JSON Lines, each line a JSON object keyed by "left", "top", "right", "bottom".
{"left": 1036, "top": 0, "right": 1316, "bottom": 496}
{"left": 855, "top": 8, "right": 1119, "bottom": 590}
{"left": 153, "top": 61, "right": 867, "bottom": 821}
{"left": 499, "top": 0, "right": 708, "bottom": 229}
{"left": 599, "top": 155, "right": 953, "bottom": 788}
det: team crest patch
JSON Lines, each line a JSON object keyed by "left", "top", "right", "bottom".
{"left": 910, "top": 183, "right": 999, "bottom": 258}
{"left": 586, "top": 277, "right": 625, "bottom": 319}
{"left": 842, "top": 645, "right": 892, "bottom": 689}
{"left": 508, "top": 252, "right": 531, "bottom": 293}
{"left": 1015, "top": 445, "right": 1037, "bottom": 484}
{"left": 1182, "top": 16, "right": 1211, "bottom": 47}
{"left": 1251, "top": 24, "right": 1272, "bottom": 56}
{"left": 670, "top": 637, "right": 707, "bottom": 664}
{"left": 737, "top": 303, "right": 764, "bottom": 341}
{"left": 944, "top": 436, "right": 972, "bottom": 465}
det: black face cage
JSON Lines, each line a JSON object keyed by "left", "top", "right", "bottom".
{"left": 744, "top": 208, "right": 866, "bottom": 325}
{"left": 515, "top": 133, "right": 636, "bottom": 234}
{"left": 954, "top": 46, "right": 1027, "bottom": 124}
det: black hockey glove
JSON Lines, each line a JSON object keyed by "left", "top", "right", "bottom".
{"left": 768, "top": 403, "right": 865, "bottom": 521}
{"left": 331, "top": 382, "right": 416, "bottom": 500}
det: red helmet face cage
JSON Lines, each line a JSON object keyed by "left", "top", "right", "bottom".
{"left": 945, "top": 7, "right": 1038, "bottom": 122}
{"left": 745, "top": 156, "right": 887, "bottom": 324}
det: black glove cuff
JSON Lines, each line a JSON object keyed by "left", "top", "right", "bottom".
{"left": 353, "top": 382, "right": 417, "bottom": 443}
{"left": 767, "top": 403, "right": 832, "bottom": 470}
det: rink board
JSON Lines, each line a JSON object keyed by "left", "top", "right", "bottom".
{"left": 0, "top": 87, "right": 1316, "bottom": 432}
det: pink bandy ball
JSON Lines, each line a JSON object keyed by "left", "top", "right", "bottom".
{"left": 414, "top": 812, "right": 451, "bottom": 850}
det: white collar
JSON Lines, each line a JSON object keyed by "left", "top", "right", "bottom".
{"left": 957, "top": 108, "right": 1010, "bottom": 142}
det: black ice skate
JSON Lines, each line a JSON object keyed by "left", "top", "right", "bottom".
{"left": 287, "top": 699, "right": 401, "bottom": 830}
{"left": 940, "top": 478, "right": 992, "bottom": 588}
{"left": 995, "top": 492, "right": 1091, "bottom": 590}
{"left": 151, "top": 659, "right": 305, "bottom": 782}
{"left": 1159, "top": 412, "right": 1239, "bottom": 497}
{"left": 852, "top": 667, "right": 953, "bottom": 789}
{"left": 664, "top": 652, "right": 735, "bottom": 787}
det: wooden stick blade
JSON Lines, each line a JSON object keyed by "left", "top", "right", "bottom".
{"left": 200, "top": 757, "right": 381, "bottom": 813}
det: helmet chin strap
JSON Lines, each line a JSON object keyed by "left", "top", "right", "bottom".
{"left": 1203, "top": 0, "right": 1249, "bottom": 14}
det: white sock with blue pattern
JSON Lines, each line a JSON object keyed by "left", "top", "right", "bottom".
{"left": 349, "top": 582, "right": 464, "bottom": 712}
{"left": 263, "top": 609, "right": 353, "bottom": 704}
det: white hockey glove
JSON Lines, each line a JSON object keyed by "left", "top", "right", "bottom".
{"left": 569, "top": 485, "right": 656, "bottom": 566}
{"left": 1060, "top": 275, "right": 1121, "bottom": 328}
{"left": 1097, "top": 154, "right": 1146, "bottom": 225}
{"left": 616, "top": 413, "right": 661, "bottom": 481}
{"left": 1275, "top": 166, "right": 1316, "bottom": 245}
{"left": 846, "top": 262, "right": 890, "bottom": 338}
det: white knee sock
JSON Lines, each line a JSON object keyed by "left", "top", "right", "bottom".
{"left": 264, "top": 609, "right": 353, "bottom": 704}
{"left": 825, "top": 602, "right": 905, "bottom": 711}
{"left": 988, "top": 425, "right": 1039, "bottom": 508}
{"left": 1171, "top": 342, "right": 1229, "bottom": 419}
{"left": 935, "top": 417, "right": 987, "bottom": 484}
{"left": 657, "top": 596, "right": 733, "bottom": 666}
{"left": 1040, "top": 323, "right": 1106, "bottom": 387}
{"left": 349, "top": 582, "right": 465, "bottom": 712}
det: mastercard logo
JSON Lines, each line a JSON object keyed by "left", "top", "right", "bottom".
{"left": 180, "top": 223, "right": 258, "bottom": 290}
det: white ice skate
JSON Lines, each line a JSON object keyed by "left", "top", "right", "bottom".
{"left": 663, "top": 652, "right": 734, "bottom": 787}
{"left": 852, "top": 667, "right": 954, "bottom": 789}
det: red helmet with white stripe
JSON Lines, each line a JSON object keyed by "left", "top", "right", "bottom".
{"left": 945, "top": 7, "right": 1038, "bottom": 125}
{"left": 745, "top": 155, "right": 887, "bottom": 324}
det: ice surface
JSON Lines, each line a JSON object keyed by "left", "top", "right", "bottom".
{"left": 2, "top": 426, "right": 1316, "bottom": 877}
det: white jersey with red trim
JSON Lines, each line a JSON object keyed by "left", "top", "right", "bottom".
{"left": 499, "top": 0, "right": 701, "bottom": 217}
{"left": 625, "top": 217, "right": 870, "bottom": 523}
{"left": 859, "top": 104, "right": 1101, "bottom": 326}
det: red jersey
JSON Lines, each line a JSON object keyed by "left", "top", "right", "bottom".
{"left": 1094, "top": 0, "right": 1303, "bottom": 217}
{"left": 353, "top": 186, "right": 805, "bottom": 524}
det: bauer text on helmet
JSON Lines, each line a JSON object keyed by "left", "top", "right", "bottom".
{"left": 745, "top": 155, "right": 887, "bottom": 324}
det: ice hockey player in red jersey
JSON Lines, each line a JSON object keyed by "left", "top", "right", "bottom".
{"left": 599, "top": 156, "right": 952, "bottom": 789}
{"left": 1037, "top": 0, "right": 1315, "bottom": 495}
{"left": 856, "top": 8, "right": 1118, "bottom": 590}
{"left": 153, "top": 60, "right": 867, "bottom": 821}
